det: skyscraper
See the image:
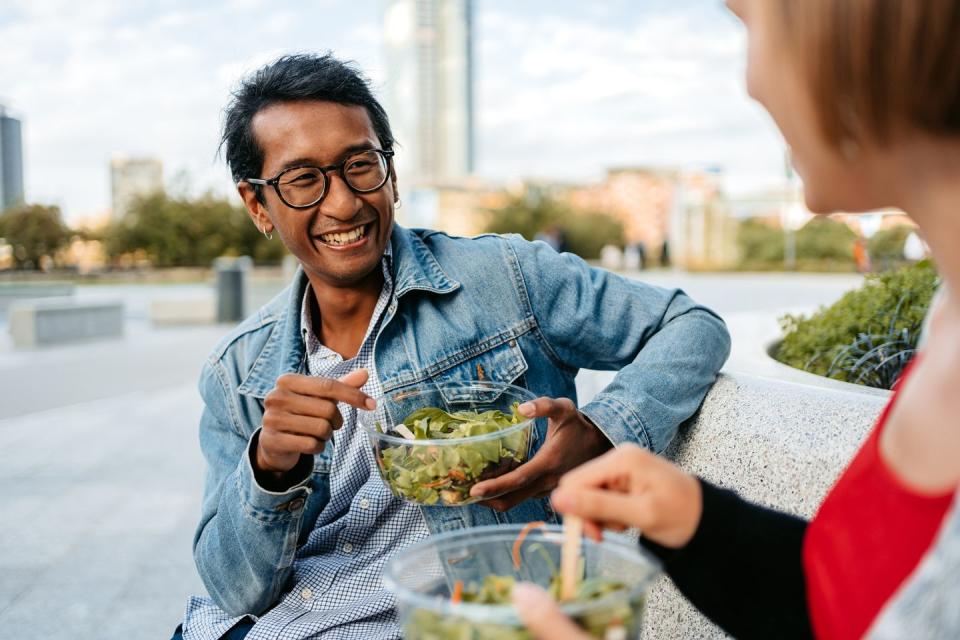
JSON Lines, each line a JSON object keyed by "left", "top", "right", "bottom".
{"left": 384, "top": 0, "right": 475, "bottom": 188}
{"left": 110, "top": 156, "right": 164, "bottom": 220}
{"left": 0, "top": 107, "right": 25, "bottom": 211}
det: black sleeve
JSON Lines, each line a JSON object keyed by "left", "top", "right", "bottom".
{"left": 641, "top": 480, "right": 813, "bottom": 640}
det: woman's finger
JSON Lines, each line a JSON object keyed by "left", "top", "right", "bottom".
{"left": 513, "top": 583, "right": 592, "bottom": 640}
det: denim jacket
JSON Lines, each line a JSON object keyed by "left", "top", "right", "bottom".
{"left": 193, "top": 225, "right": 730, "bottom": 615}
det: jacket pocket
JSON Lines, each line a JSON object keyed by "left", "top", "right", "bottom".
{"left": 431, "top": 337, "right": 528, "bottom": 388}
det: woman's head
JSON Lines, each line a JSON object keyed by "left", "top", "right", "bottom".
{"left": 728, "top": 0, "right": 960, "bottom": 213}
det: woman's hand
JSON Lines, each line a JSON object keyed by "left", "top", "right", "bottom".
{"left": 513, "top": 583, "right": 591, "bottom": 640}
{"left": 550, "top": 443, "right": 703, "bottom": 549}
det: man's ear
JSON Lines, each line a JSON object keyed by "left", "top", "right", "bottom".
{"left": 237, "top": 182, "right": 274, "bottom": 233}
{"left": 390, "top": 166, "right": 399, "bottom": 203}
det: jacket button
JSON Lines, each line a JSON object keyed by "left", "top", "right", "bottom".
{"left": 509, "top": 339, "right": 517, "bottom": 347}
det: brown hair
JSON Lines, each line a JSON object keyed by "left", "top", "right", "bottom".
{"left": 774, "top": 0, "right": 960, "bottom": 146}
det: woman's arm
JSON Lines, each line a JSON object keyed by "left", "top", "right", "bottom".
{"left": 642, "top": 480, "right": 812, "bottom": 640}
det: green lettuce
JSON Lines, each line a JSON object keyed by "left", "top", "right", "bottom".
{"left": 402, "top": 574, "right": 641, "bottom": 640}
{"left": 374, "top": 403, "right": 530, "bottom": 505}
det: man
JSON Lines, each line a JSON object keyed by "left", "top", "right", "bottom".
{"left": 173, "top": 53, "right": 730, "bottom": 640}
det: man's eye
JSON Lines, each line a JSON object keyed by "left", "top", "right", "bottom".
{"left": 347, "top": 160, "right": 373, "bottom": 172}
{"left": 287, "top": 171, "right": 321, "bottom": 183}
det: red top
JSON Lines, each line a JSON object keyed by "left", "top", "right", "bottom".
{"left": 803, "top": 362, "right": 955, "bottom": 639}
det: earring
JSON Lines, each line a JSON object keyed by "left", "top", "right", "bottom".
{"left": 395, "top": 198, "right": 402, "bottom": 209}
{"left": 259, "top": 225, "right": 273, "bottom": 241}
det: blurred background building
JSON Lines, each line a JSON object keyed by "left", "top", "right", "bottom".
{"left": 384, "top": 0, "right": 475, "bottom": 227}
{"left": 110, "top": 155, "right": 163, "bottom": 220}
{"left": 0, "top": 106, "right": 25, "bottom": 211}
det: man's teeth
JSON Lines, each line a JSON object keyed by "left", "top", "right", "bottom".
{"left": 321, "top": 225, "right": 367, "bottom": 245}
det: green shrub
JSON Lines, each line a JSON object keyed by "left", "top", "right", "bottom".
{"left": 795, "top": 217, "right": 855, "bottom": 261}
{"left": 736, "top": 216, "right": 856, "bottom": 271}
{"left": 776, "top": 261, "right": 938, "bottom": 388}
{"left": 484, "top": 194, "right": 624, "bottom": 260}
{"left": 737, "top": 218, "right": 785, "bottom": 265}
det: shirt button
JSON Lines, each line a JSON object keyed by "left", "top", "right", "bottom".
{"left": 301, "top": 587, "right": 313, "bottom": 601}
{"left": 359, "top": 498, "right": 370, "bottom": 510}
{"left": 343, "top": 542, "right": 354, "bottom": 554}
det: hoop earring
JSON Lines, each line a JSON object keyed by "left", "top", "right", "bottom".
{"left": 259, "top": 226, "right": 273, "bottom": 241}
{"left": 395, "top": 198, "right": 402, "bottom": 209}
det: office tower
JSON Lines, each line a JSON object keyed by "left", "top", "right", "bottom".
{"left": 384, "top": 0, "right": 475, "bottom": 186}
{"left": 0, "top": 106, "right": 25, "bottom": 211}
{"left": 110, "top": 156, "right": 163, "bottom": 220}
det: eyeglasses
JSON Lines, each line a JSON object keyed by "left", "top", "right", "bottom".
{"left": 245, "top": 148, "right": 395, "bottom": 209}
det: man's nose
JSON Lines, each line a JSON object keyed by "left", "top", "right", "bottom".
{"left": 318, "top": 173, "right": 361, "bottom": 220}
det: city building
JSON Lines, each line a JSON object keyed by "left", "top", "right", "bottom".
{"left": 0, "top": 106, "right": 25, "bottom": 211}
{"left": 110, "top": 156, "right": 163, "bottom": 220}
{"left": 384, "top": 0, "right": 475, "bottom": 221}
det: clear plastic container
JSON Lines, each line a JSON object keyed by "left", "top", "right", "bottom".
{"left": 383, "top": 523, "right": 661, "bottom": 639}
{"left": 362, "top": 381, "right": 537, "bottom": 506}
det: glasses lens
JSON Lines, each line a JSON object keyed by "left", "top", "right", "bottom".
{"left": 343, "top": 150, "right": 389, "bottom": 192}
{"left": 278, "top": 167, "right": 325, "bottom": 206}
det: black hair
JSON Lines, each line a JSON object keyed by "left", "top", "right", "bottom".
{"left": 219, "top": 53, "right": 394, "bottom": 199}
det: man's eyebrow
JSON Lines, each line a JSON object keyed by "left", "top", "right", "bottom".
{"left": 275, "top": 144, "right": 378, "bottom": 173}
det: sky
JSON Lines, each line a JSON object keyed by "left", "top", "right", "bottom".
{"left": 0, "top": 0, "right": 788, "bottom": 223}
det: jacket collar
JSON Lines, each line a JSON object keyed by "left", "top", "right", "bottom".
{"left": 238, "top": 225, "right": 459, "bottom": 398}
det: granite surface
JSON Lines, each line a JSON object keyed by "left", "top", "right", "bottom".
{"left": 641, "top": 372, "right": 889, "bottom": 639}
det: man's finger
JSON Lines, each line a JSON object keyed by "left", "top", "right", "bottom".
{"left": 513, "top": 583, "right": 591, "bottom": 640}
{"left": 479, "top": 478, "right": 552, "bottom": 512}
{"left": 469, "top": 450, "right": 551, "bottom": 498}
{"left": 550, "top": 486, "right": 645, "bottom": 531}
{"left": 517, "top": 396, "right": 574, "bottom": 420}
{"left": 265, "top": 413, "right": 338, "bottom": 439}
{"left": 283, "top": 371, "right": 376, "bottom": 409}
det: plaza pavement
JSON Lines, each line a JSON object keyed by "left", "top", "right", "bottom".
{"left": 0, "top": 271, "right": 864, "bottom": 639}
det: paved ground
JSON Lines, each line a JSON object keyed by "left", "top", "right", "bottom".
{"left": 0, "top": 270, "right": 865, "bottom": 639}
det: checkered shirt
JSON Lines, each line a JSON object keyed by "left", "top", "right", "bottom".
{"left": 183, "top": 248, "right": 431, "bottom": 639}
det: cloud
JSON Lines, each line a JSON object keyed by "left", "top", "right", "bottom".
{"left": 1, "top": 0, "right": 786, "bottom": 221}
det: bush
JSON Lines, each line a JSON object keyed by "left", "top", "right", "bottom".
{"left": 737, "top": 216, "right": 856, "bottom": 271}
{"left": 795, "top": 217, "right": 856, "bottom": 261}
{"left": 737, "top": 218, "right": 785, "bottom": 265}
{"left": 483, "top": 195, "right": 625, "bottom": 260}
{"left": 775, "top": 261, "right": 939, "bottom": 388}
{"left": 102, "top": 192, "right": 287, "bottom": 267}
{"left": 868, "top": 225, "right": 914, "bottom": 271}
{"left": 0, "top": 203, "right": 71, "bottom": 269}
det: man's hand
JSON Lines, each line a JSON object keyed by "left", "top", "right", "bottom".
{"left": 255, "top": 369, "right": 376, "bottom": 483}
{"left": 469, "top": 397, "right": 611, "bottom": 511}
{"left": 513, "top": 583, "right": 591, "bottom": 640}
{"left": 551, "top": 443, "right": 703, "bottom": 549}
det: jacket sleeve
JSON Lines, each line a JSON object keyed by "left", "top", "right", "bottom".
{"left": 507, "top": 237, "right": 731, "bottom": 452}
{"left": 191, "top": 359, "right": 319, "bottom": 616}
{"left": 642, "top": 480, "right": 813, "bottom": 639}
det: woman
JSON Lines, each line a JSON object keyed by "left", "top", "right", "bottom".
{"left": 513, "top": 0, "right": 960, "bottom": 638}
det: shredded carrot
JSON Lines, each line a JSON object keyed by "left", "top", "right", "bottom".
{"left": 451, "top": 580, "right": 464, "bottom": 604}
{"left": 512, "top": 521, "right": 546, "bottom": 570}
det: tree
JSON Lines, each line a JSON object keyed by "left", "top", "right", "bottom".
{"left": 483, "top": 194, "right": 625, "bottom": 260}
{"left": 102, "top": 192, "right": 286, "bottom": 267}
{"left": 795, "top": 217, "right": 856, "bottom": 261}
{"left": 0, "top": 203, "right": 71, "bottom": 270}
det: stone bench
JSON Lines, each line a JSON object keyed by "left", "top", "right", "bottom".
{"left": 0, "top": 282, "right": 75, "bottom": 312}
{"left": 8, "top": 298, "right": 124, "bottom": 347}
{"left": 577, "top": 369, "right": 889, "bottom": 638}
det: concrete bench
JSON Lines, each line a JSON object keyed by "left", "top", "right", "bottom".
{"left": 9, "top": 298, "right": 124, "bottom": 348}
{"left": 150, "top": 297, "right": 216, "bottom": 326}
{"left": 577, "top": 369, "right": 888, "bottom": 638}
{"left": 0, "top": 282, "right": 75, "bottom": 312}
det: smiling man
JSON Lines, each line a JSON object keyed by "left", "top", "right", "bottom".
{"left": 171, "top": 54, "right": 730, "bottom": 640}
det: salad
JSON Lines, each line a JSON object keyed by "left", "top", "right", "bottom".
{"left": 373, "top": 403, "right": 531, "bottom": 506}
